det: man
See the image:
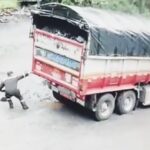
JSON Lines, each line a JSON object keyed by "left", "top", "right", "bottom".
{"left": 0, "top": 71, "right": 29, "bottom": 110}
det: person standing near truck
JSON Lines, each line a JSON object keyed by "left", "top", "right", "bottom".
{"left": 0, "top": 71, "right": 29, "bottom": 110}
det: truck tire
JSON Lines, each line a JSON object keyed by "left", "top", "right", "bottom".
{"left": 116, "top": 90, "right": 136, "bottom": 115}
{"left": 94, "top": 94, "right": 115, "bottom": 121}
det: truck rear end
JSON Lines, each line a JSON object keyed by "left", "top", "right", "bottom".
{"left": 31, "top": 4, "right": 88, "bottom": 104}
{"left": 31, "top": 3, "right": 150, "bottom": 121}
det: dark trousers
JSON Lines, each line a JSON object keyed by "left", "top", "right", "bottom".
{"left": 5, "top": 90, "right": 23, "bottom": 101}
{"left": 1, "top": 90, "right": 28, "bottom": 109}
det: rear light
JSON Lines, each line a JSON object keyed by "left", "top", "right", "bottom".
{"left": 65, "top": 73, "right": 72, "bottom": 83}
{"left": 35, "top": 62, "right": 42, "bottom": 71}
{"left": 65, "top": 73, "right": 79, "bottom": 88}
{"left": 52, "top": 71, "right": 61, "bottom": 80}
{"left": 72, "top": 77, "right": 79, "bottom": 87}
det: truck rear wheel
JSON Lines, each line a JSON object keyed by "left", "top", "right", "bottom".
{"left": 116, "top": 90, "right": 136, "bottom": 114}
{"left": 94, "top": 94, "right": 115, "bottom": 121}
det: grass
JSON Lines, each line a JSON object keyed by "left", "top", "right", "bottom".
{"left": 0, "top": 0, "right": 18, "bottom": 9}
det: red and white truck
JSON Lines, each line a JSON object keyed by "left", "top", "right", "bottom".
{"left": 31, "top": 3, "right": 150, "bottom": 121}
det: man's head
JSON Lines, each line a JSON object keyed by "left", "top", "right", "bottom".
{"left": 7, "top": 71, "right": 13, "bottom": 77}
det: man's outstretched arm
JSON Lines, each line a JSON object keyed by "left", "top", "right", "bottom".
{"left": 17, "top": 73, "right": 29, "bottom": 81}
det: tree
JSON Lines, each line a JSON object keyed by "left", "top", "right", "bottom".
{"left": 138, "top": 0, "right": 146, "bottom": 13}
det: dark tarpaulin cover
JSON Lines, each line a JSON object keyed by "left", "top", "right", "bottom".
{"left": 33, "top": 3, "right": 150, "bottom": 57}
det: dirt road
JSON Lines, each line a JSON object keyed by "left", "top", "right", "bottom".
{"left": 0, "top": 19, "right": 150, "bottom": 150}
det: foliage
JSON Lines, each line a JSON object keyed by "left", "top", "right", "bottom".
{"left": 61, "top": 0, "right": 150, "bottom": 16}
{"left": 0, "top": 0, "right": 150, "bottom": 16}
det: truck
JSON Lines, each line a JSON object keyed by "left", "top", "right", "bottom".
{"left": 31, "top": 3, "right": 150, "bottom": 121}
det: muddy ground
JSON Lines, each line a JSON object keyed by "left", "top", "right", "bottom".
{"left": 0, "top": 18, "right": 150, "bottom": 150}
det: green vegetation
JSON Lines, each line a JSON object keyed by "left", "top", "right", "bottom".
{"left": 42, "top": 0, "right": 150, "bottom": 16}
{"left": 0, "top": 0, "right": 18, "bottom": 9}
{"left": 62, "top": 0, "right": 150, "bottom": 16}
{"left": 0, "top": 0, "right": 150, "bottom": 16}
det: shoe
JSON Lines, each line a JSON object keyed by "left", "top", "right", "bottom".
{"left": 21, "top": 102, "right": 29, "bottom": 110}
{"left": 1, "top": 97, "right": 7, "bottom": 102}
{"left": 8, "top": 100, "right": 14, "bottom": 109}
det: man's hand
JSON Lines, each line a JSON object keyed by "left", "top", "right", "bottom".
{"left": 24, "top": 73, "right": 29, "bottom": 77}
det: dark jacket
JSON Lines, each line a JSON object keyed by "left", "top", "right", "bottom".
{"left": 0, "top": 75, "right": 26, "bottom": 95}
